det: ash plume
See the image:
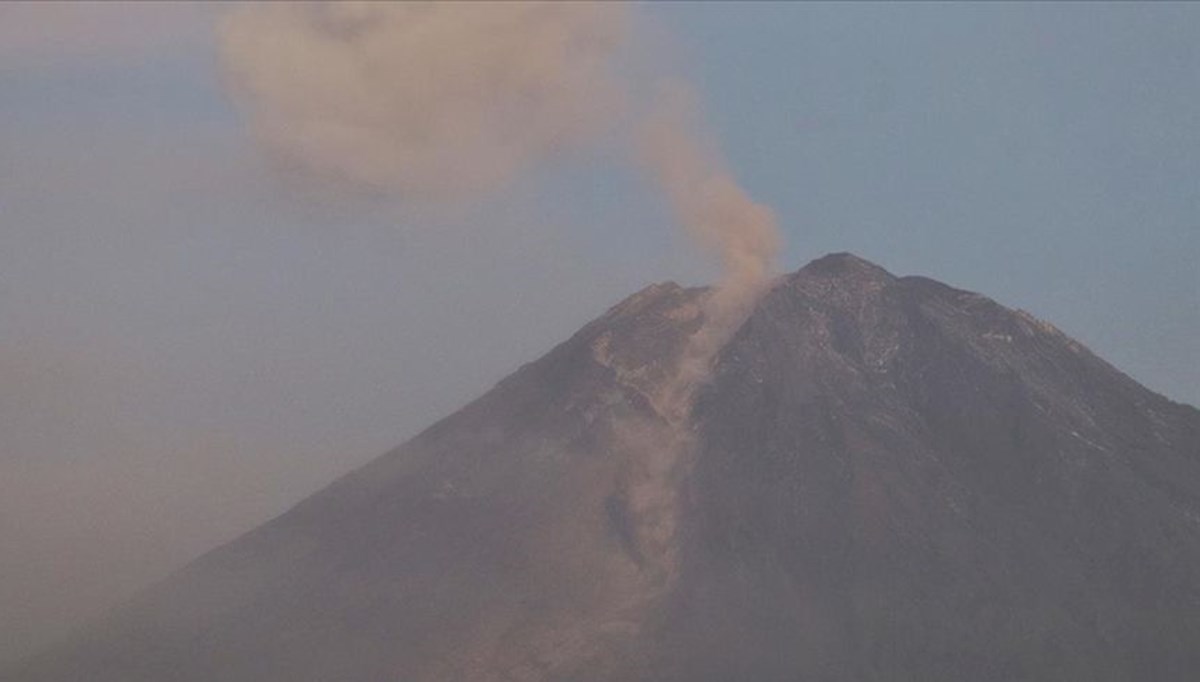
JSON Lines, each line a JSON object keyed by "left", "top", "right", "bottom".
{"left": 219, "top": 2, "right": 779, "bottom": 317}
{"left": 639, "top": 81, "right": 780, "bottom": 412}
{"left": 220, "top": 0, "right": 780, "bottom": 605}
{"left": 219, "top": 2, "right": 628, "bottom": 200}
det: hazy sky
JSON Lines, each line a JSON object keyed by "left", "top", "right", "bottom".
{"left": 1, "top": 1, "right": 1197, "bottom": 663}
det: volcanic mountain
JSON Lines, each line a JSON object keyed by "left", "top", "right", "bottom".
{"left": 12, "top": 253, "right": 1200, "bottom": 681}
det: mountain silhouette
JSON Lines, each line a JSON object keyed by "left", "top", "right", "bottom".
{"left": 13, "top": 253, "right": 1200, "bottom": 682}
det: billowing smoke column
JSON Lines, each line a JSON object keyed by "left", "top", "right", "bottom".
{"left": 640, "top": 82, "right": 780, "bottom": 415}
{"left": 220, "top": 2, "right": 778, "bottom": 330}
{"left": 221, "top": 0, "right": 779, "bottom": 597}
{"left": 617, "top": 83, "right": 780, "bottom": 593}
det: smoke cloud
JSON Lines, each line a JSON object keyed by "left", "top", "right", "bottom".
{"left": 639, "top": 81, "right": 781, "bottom": 412}
{"left": 220, "top": 0, "right": 780, "bottom": 600}
{"left": 607, "top": 81, "right": 782, "bottom": 595}
{"left": 219, "top": 2, "right": 627, "bottom": 200}
{"left": 221, "top": 0, "right": 779, "bottom": 378}
{"left": 219, "top": 3, "right": 778, "bottom": 307}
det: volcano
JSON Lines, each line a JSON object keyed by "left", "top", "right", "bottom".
{"left": 12, "top": 253, "right": 1200, "bottom": 681}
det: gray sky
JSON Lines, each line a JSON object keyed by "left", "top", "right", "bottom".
{"left": 1, "top": 1, "right": 1196, "bottom": 663}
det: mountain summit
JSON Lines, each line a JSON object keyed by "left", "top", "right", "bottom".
{"left": 14, "top": 254, "right": 1200, "bottom": 681}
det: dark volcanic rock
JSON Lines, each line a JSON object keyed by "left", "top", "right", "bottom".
{"left": 12, "top": 254, "right": 1200, "bottom": 682}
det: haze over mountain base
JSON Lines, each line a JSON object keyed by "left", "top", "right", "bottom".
{"left": 12, "top": 254, "right": 1200, "bottom": 682}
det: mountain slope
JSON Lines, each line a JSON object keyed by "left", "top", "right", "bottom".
{"left": 13, "top": 254, "right": 1200, "bottom": 681}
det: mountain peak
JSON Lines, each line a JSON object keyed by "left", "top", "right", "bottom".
{"left": 15, "top": 254, "right": 1200, "bottom": 682}
{"left": 792, "top": 251, "right": 896, "bottom": 282}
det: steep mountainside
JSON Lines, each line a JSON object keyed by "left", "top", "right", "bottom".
{"left": 13, "top": 254, "right": 1200, "bottom": 682}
